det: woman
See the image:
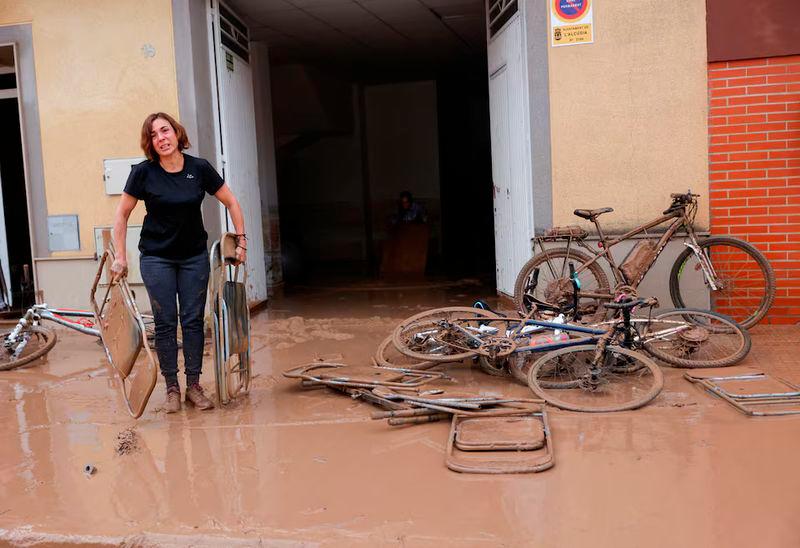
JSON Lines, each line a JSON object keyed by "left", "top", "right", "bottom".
{"left": 111, "top": 112, "right": 247, "bottom": 414}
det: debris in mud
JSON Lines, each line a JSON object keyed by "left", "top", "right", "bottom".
{"left": 685, "top": 367, "right": 800, "bottom": 416}
{"left": 115, "top": 427, "right": 140, "bottom": 456}
{"left": 283, "top": 358, "right": 554, "bottom": 474}
{"left": 83, "top": 464, "right": 97, "bottom": 477}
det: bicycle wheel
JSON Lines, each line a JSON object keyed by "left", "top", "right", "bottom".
{"left": 477, "top": 355, "right": 512, "bottom": 377}
{"left": 375, "top": 335, "right": 437, "bottom": 371}
{"left": 527, "top": 344, "right": 663, "bottom": 412}
{"left": 513, "top": 248, "right": 611, "bottom": 323}
{"left": 392, "top": 307, "right": 501, "bottom": 363}
{"left": 669, "top": 236, "right": 775, "bottom": 328}
{"left": 506, "top": 353, "right": 528, "bottom": 384}
{"left": 0, "top": 325, "right": 58, "bottom": 371}
{"left": 641, "top": 309, "right": 751, "bottom": 368}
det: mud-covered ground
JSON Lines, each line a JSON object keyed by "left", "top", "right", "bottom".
{"left": 1, "top": 281, "right": 799, "bottom": 547}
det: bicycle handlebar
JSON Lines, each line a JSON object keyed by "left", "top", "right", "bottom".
{"left": 664, "top": 190, "right": 699, "bottom": 214}
{"left": 670, "top": 191, "right": 700, "bottom": 200}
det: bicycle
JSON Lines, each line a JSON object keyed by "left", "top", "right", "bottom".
{"left": 525, "top": 300, "right": 664, "bottom": 412}
{"left": 392, "top": 300, "right": 669, "bottom": 412}
{"left": 391, "top": 300, "right": 750, "bottom": 377}
{"left": 1, "top": 302, "right": 156, "bottom": 371}
{"left": 513, "top": 191, "right": 775, "bottom": 328}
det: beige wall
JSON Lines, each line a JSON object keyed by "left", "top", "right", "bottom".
{"left": 0, "top": 0, "right": 179, "bottom": 256}
{"left": 547, "top": 0, "right": 709, "bottom": 232}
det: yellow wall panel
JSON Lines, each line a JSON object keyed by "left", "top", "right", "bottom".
{"left": 0, "top": 0, "right": 180, "bottom": 255}
{"left": 547, "top": 0, "right": 709, "bottom": 232}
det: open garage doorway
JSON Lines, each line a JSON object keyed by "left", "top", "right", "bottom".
{"left": 229, "top": 0, "right": 495, "bottom": 290}
{"left": 0, "top": 45, "right": 34, "bottom": 311}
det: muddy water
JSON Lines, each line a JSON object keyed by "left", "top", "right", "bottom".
{"left": 1, "top": 282, "right": 800, "bottom": 546}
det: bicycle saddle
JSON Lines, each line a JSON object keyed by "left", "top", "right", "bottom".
{"left": 573, "top": 207, "right": 613, "bottom": 220}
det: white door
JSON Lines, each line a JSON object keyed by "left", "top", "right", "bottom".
{"left": 0, "top": 168, "right": 11, "bottom": 306}
{"left": 489, "top": 67, "right": 513, "bottom": 293}
{"left": 209, "top": 2, "right": 267, "bottom": 302}
{"left": 487, "top": 14, "right": 534, "bottom": 296}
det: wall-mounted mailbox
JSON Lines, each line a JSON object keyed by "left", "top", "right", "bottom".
{"left": 47, "top": 215, "right": 80, "bottom": 252}
{"left": 103, "top": 157, "right": 145, "bottom": 195}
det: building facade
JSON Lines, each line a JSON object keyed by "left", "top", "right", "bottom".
{"left": 0, "top": 0, "right": 797, "bottom": 323}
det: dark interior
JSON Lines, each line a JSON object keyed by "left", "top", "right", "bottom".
{"left": 231, "top": 0, "right": 496, "bottom": 287}
{"left": 0, "top": 96, "right": 34, "bottom": 309}
{"left": 272, "top": 58, "right": 494, "bottom": 284}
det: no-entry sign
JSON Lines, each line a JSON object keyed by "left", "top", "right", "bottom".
{"left": 551, "top": 0, "right": 594, "bottom": 47}
{"left": 554, "top": 0, "right": 590, "bottom": 21}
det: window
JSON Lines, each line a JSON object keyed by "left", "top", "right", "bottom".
{"left": 220, "top": 3, "right": 249, "bottom": 62}
{"left": 488, "top": 0, "right": 519, "bottom": 38}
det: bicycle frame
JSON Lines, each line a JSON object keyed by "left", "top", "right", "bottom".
{"left": 474, "top": 310, "right": 688, "bottom": 359}
{"left": 450, "top": 318, "right": 607, "bottom": 357}
{"left": 6, "top": 304, "right": 100, "bottom": 345}
{"left": 535, "top": 201, "right": 715, "bottom": 300}
{"left": 509, "top": 319, "right": 605, "bottom": 354}
{"left": 38, "top": 307, "right": 100, "bottom": 337}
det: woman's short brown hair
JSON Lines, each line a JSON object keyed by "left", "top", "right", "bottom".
{"left": 140, "top": 112, "right": 191, "bottom": 161}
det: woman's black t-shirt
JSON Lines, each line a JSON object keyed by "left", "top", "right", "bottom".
{"left": 123, "top": 154, "right": 224, "bottom": 259}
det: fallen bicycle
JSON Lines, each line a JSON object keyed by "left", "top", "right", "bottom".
{"left": 388, "top": 299, "right": 750, "bottom": 412}
{"left": 0, "top": 298, "right": 156, "bottom": 372}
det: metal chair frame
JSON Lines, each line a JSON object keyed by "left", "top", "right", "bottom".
{"left": 685, "top": 368, "right": 800, "bottom": 416}
{"left": 209, "top": 234, "right": 252, "bottom": 405}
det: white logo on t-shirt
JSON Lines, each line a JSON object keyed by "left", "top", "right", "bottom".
{"left": 186, "top": 173, "right": 195, "bottom": 179}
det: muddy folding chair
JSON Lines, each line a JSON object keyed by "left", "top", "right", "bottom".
{"left": 90, "top": 247, "right": 158, "bottom": 418}
{"left": 209, "top": 232, "right": 251, "bottom": 405}
{"left": 283, "top": 361, "right": 449, "bottom": 390}
{"left": 370, "top": 387, "right": 547, "bottom": 428}
{"left": 685, "top": 366, "right": 800, "bottom": 416}
{"left": 446, "top": 408, "right": 555, "bottom": 474}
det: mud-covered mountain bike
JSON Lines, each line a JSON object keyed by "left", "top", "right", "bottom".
{"left": 525, "top": 299, "right": 666, "bottom": 413}
{"left": 392, "top": 303, "right": 751, "bottom": 367}
{"left": 513, "top": 191, "right": 775, "bottom": 328}
{"left": 392, "top": 300, "right": 748, "bottom": 412}
{"left": 391, "top": 300, "right": 751, "bottom": 411}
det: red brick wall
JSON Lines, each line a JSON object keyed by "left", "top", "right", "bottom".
{"left": 708, "top": 54, "right": 800, "bottom": 325}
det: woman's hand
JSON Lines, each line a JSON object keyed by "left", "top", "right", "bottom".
{"left": 235, "top": 245, "right": 247, "bottom": 265}
{"left": 110, "top": 258, "right": 128, "bottom": 282}
{"left": 213, "top": 184, "right": 247, "bottom": 266}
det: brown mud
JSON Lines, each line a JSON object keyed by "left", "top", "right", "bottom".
{"left": 1, "top": 281, "right": 800, "bottom": 546}
{"left": 115, "top": 428, "right": 139, "bottom": 456}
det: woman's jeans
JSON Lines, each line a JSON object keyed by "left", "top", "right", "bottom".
{"left": 140, "top": 250, "right": 209, "bottom": 387}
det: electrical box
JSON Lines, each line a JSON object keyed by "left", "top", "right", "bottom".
{"left": 47, "top": 215, "right": 81, "bottom": 252}
{"left": 103, "top": 157, "right": 145, "bottom": 195}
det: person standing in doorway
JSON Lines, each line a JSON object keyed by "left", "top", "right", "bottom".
{"left": 111, "top": 112, "right": 247, "bottom": 414}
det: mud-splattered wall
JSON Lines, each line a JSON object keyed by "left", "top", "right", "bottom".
{"left": 546, "top": 0, "right": 709, "bottom": 232}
